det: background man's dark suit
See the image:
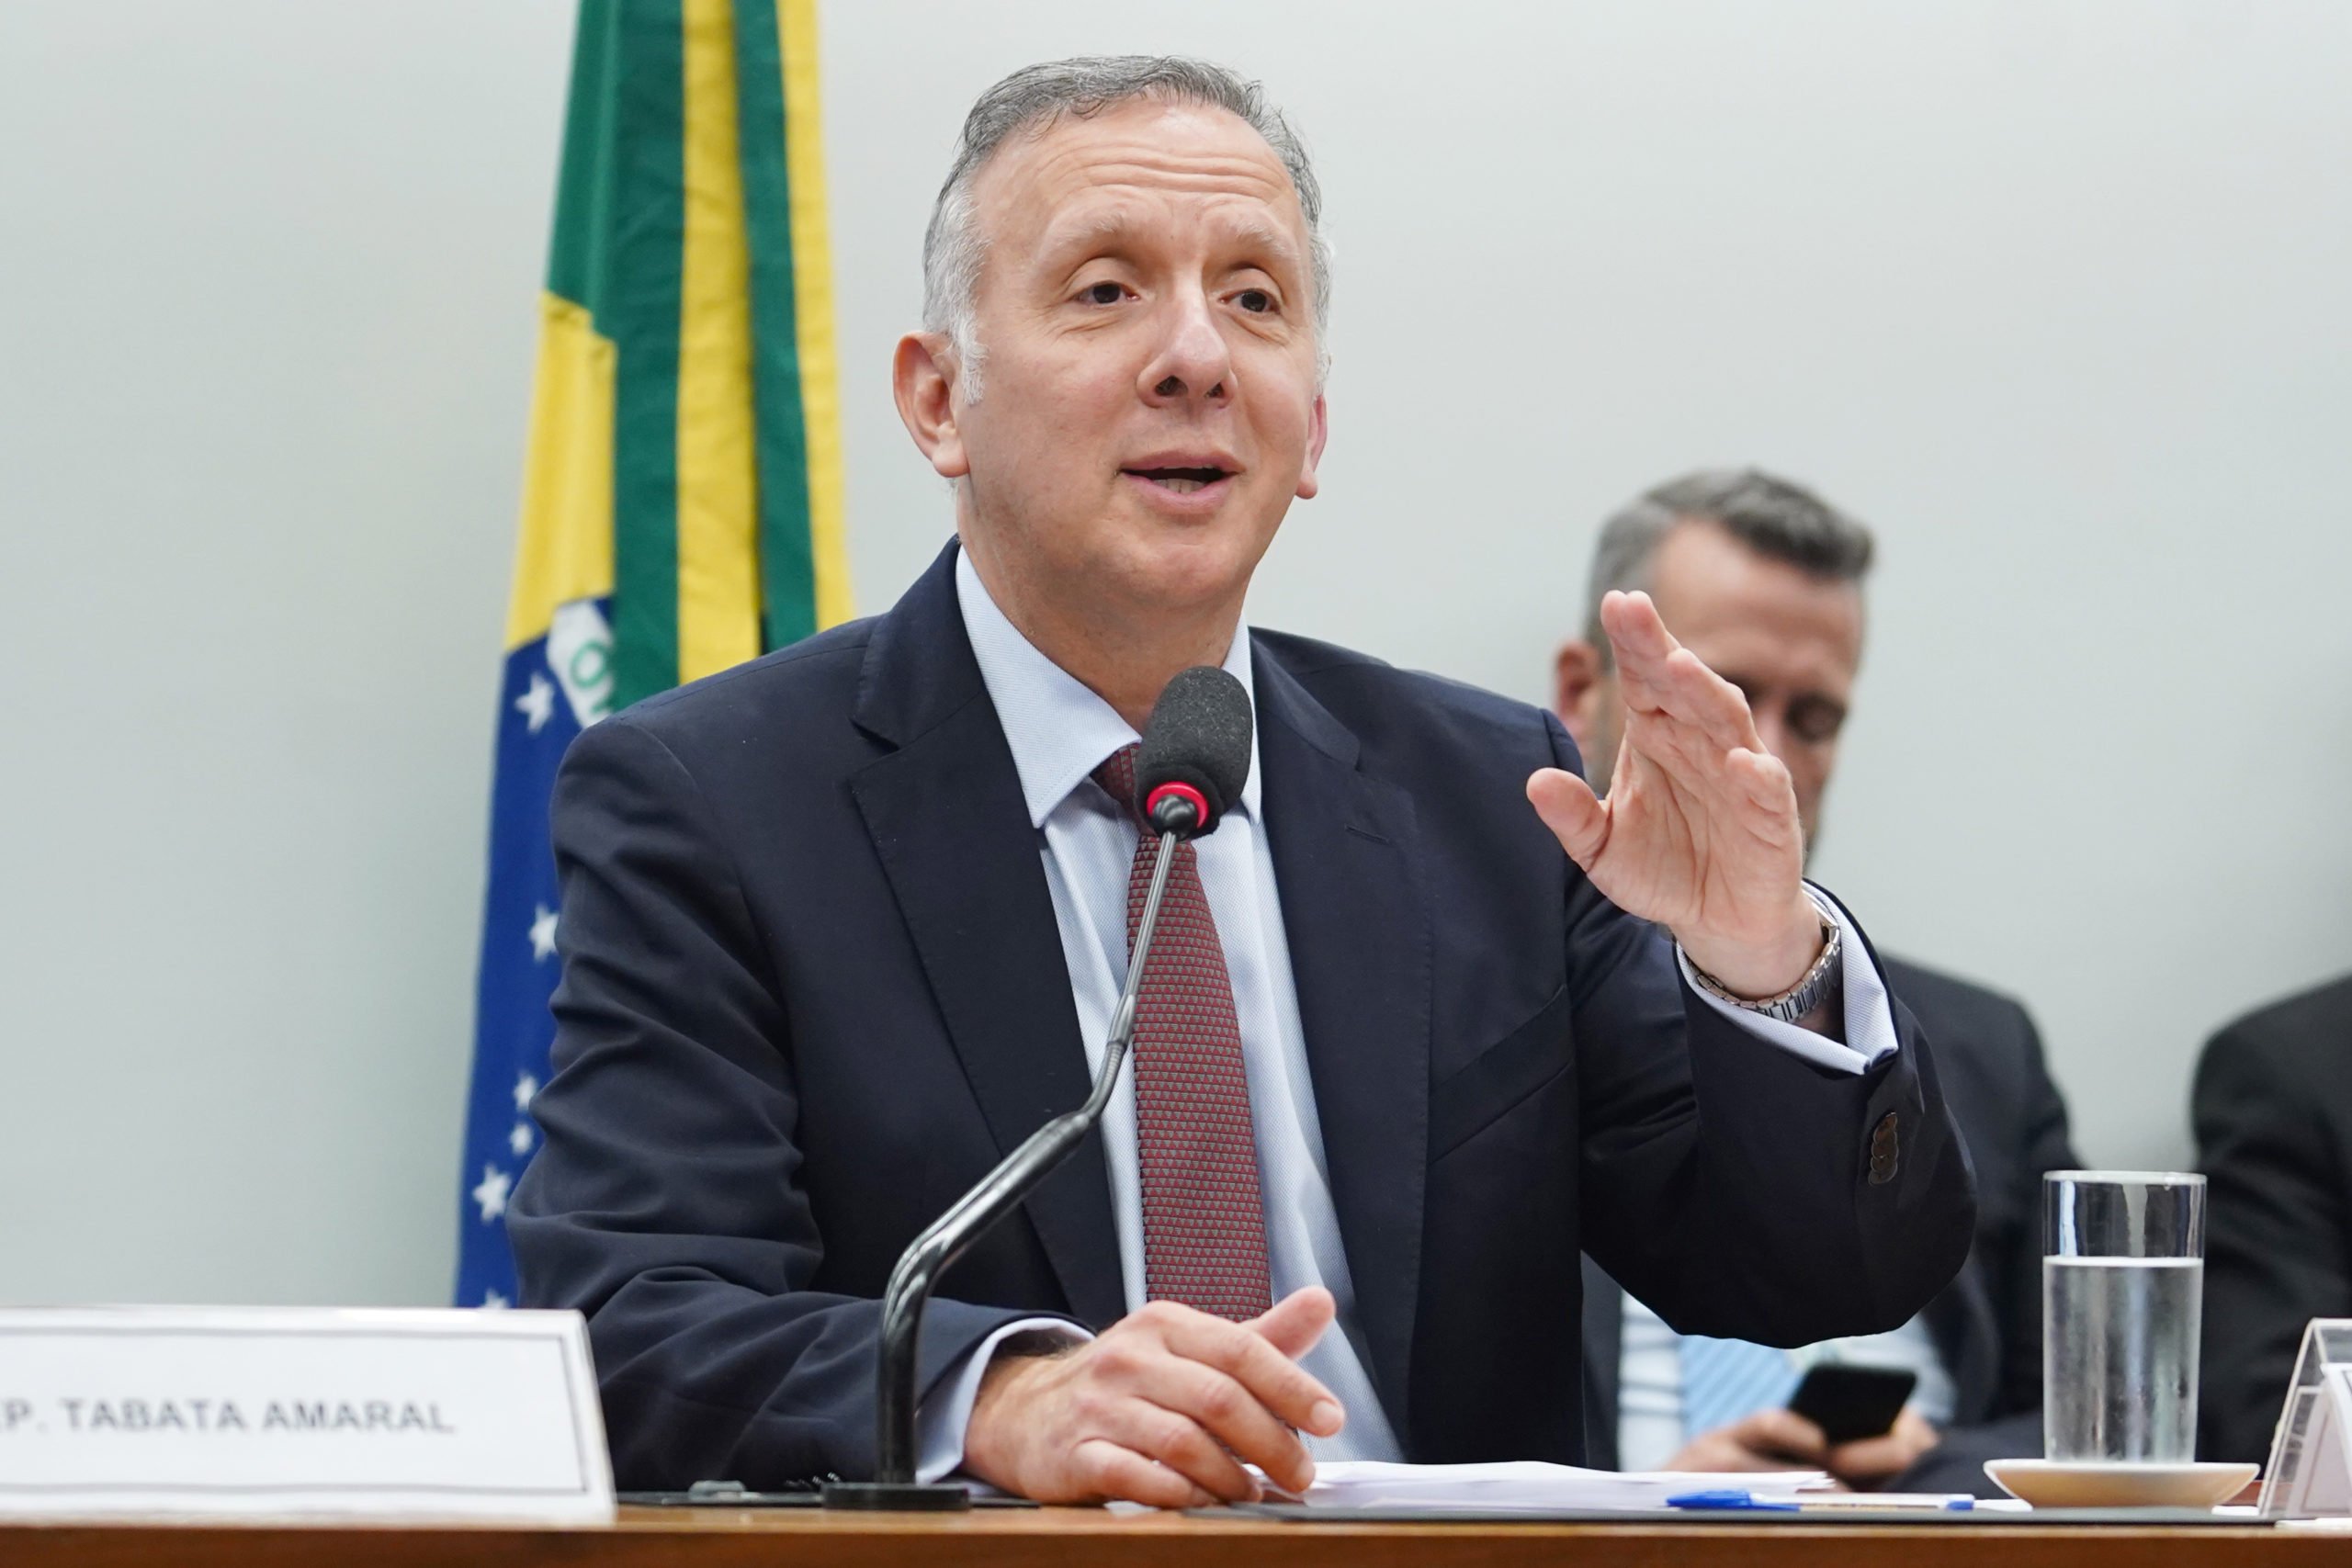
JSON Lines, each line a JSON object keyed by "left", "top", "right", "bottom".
{"left": 1582, "top": 957, "right": 2078, "bottom": 1495}
{"left": 2195, "top": 973, "right": 2352, "bottom": 1464}
{"left": 511, "top": 542, "right": 1974, "bottom": 1489}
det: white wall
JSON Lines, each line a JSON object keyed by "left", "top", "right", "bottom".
{"left": 2, "top": 0, "right": 2346, "bottom": 1305}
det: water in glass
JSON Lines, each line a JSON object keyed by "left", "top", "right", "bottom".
{"left": 2043, "top": 1255, "right": 2203, "bottom": 1461}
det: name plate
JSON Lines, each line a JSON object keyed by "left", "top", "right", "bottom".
{"left": 0, "top": 1305, "right": 614, "bottom": 1522}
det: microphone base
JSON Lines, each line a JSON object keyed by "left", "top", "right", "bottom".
{"left": 820, "top": 1480, "right": 971, "bottom": 1511}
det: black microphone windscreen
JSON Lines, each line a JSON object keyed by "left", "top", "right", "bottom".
{"left": 1136, "top": 666, "right": 1253, "bottom": 834}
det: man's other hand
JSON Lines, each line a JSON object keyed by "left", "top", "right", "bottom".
{"left": 961, "top": 1287, "right": 1344, "bottom": 1506}
{"left": 1664, "top": 1409, "right": 1832, "bottom": 1475}
{"left": 1824, "top": 1406, "right": 1941, "bottom": 1488}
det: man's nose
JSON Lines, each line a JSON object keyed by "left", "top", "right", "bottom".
{"left": 1137, "top": 290, "right": 1233, "bottom": 407}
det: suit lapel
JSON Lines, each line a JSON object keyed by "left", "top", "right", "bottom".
{"left": 1255, "top": 648, "right": 1431, "bottom": 1438}
{"left": 847, "top": 545, "right": 1125, "bottom": 1330}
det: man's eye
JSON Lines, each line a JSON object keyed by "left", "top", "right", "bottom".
{"left": 1790, "top": 702, "right": 1847, "bottom": 744}
{"left": 1236, "top": 288, "right": 1272, "bottom": 313}
{"left": 1080, "top": 281, "right": 1124, "bottom": 305}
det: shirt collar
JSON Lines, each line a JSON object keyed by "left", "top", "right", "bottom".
{"left": 956, "top": 546, "right": 1262, "bottom": 830}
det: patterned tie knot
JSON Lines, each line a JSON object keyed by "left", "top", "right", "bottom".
{"left": 1092, "top": 742, "right": 1142, "bottom": 822}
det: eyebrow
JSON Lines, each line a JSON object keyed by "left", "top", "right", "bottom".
{"left": 1037, "top": 208, "right": 1304, "bottom": 276}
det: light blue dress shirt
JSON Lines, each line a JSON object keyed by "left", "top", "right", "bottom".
{"left": 1615, "top": 1295, "right": 1960, "bottom": 1472}
{"left": 918, "top": 549, "right": 1902, "bottom": 1481}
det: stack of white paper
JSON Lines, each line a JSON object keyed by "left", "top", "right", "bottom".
{"left": 1284, "top": 1460, "right": 1828, "bottom": 1512}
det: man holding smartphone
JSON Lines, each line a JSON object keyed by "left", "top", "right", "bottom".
{"left": 1555, "top": 469, "right": 2082, "bottom": 1494}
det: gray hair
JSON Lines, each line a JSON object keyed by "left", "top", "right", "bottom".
{"left": 922, "top": 56, "right": 1331, "bottom": 395}
{"left": 1585, "top": 468, "right": 1875, "bottom": 661}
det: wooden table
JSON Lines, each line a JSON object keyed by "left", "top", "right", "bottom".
{"left": 1, "top": 1505, "right": 2342, "bottom": 1567}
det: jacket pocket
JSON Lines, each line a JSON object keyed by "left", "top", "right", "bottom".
{"left": 1430, "top": 982, "right": 1574, "bottom": 1159}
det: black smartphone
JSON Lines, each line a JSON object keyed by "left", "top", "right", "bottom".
{"left": 1785, "top": 1363, "right": 1917, "bottom": 1445}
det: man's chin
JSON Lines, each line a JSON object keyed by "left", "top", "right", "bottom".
{"left": 1093, "top": 525, "right": 1272, "bottom": 620}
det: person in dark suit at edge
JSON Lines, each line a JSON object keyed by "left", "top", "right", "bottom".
{"left": 510, "top": 59, "right": 1974, "bottom": 1506}
{"left": 2195, "top": 974, "right": 2352, "bottom": 1464}
{"left": 1555, "top": 470, "right": 2078, "bottom": 1495}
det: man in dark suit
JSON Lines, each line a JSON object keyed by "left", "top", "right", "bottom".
{"left": 511, "top": 60, "right": 1973, "bottom": 1506}
{"left": 2196, "top": 974, "right": 2352, "bottom": 1464}
{"left": 1556, "top": 470, "right": 2078, "bottom": 1495}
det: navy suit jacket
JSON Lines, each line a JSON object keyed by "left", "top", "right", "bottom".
{"left": 1581, "top": 957, "right": 2079, "bottom": 1495}
{"left": 510, "top": 540, "right": 1975, "bottom": 1489}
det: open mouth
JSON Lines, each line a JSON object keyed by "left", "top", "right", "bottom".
{"left": 1124, "top": 466, "right": 1232, "bottom": 495}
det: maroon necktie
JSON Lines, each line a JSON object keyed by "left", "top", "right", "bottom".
{"left": 1092, "top": 743, "right": 1272, "bottom": 1321}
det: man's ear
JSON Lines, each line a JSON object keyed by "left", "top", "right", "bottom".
{"left": 1553, "top": 638, "right": 1607, "bottom": 745}
{"left": 893, "top": 332, "right": 969, "bottom": 480}
{"left": 1295, "top": 390, "right": 1329, "bottom": 500}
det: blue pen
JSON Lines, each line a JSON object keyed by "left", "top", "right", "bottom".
{"left": 1665, "top": 1489, "right": 1800, "bottom": 1512}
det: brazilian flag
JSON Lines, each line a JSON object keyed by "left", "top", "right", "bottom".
{"left": 455, "top": 0, "right": 851, "bottom": 1308}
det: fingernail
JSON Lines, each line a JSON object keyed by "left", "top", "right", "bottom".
{"left": 1310, "top": 1399, "right": 1342, "bottom": 1434}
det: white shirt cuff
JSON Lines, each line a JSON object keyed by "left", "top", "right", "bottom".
{"left": 1674, "top": 883, "right": 1897, "bottom": 1076}
{"left": 912, "top": 1316, "right": 1094, "bottom": 1484}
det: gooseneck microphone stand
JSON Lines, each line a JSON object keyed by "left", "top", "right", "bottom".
{"left": 822, "top": 811, "right": 1189, "bottom": 1510}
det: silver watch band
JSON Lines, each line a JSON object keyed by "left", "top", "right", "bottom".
{"left": 1687, "top": 889, "right": 1842, "bottom": 1024}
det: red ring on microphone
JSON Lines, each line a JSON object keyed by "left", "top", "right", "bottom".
{"left": 1144, "top": 781, "right": 1211, "bottom": 829}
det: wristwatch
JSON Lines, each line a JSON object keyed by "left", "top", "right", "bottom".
{"left": 1687, "top": 888, "right": 1843, "bottom": 1024}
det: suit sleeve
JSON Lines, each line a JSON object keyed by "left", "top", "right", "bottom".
{"left": 2195, "top": 1021, "right": 2351, "bottom": 1464}
{"left": 507, "top": 716, "right": 1065, "bottom": 1489}
{"left": 1553, "top": 715, "right": 1977, "bottom": 1348}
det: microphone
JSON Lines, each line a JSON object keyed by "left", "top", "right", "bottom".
{"left": 823, "top": 667, "right": 1253, "bottom": 1511}
{"left": 1132, "top": 665, "right": 1252, "bottom": 839}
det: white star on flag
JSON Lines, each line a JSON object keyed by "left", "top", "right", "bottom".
{"left": 471, "top": 1164, "right": 513, "bottom": 1223}
{"left": 514, "top": 1071, "right": 538, "bottom": 1111}
{"left": 529, "top": 904, "right": 560, "bottom": 961}
{"left": 482, "top": 1289, "right": 511, "bottom": 1310}
{"left": 514, "top": 671, "right": 557, "bottom": 735}
{"left": 509, "top": 1121, "right": 534, "bottom": 1157}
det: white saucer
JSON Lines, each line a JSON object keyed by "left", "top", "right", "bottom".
{"left": 1984, "top": 1459, "right": 2258, "bottom": 1509}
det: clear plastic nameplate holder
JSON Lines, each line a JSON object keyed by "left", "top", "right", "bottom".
{"left": 2261, "top": 1319, "right": 2352, "bottom": 1516}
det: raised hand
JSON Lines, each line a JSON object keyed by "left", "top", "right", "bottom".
{"left": 1528, "top": 590, "right": 1823, "bottom": 1000}
{"left": 961, "top": 1287, "right": 1343, "bottom": 1506}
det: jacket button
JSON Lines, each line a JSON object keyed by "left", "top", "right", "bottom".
{"left": 1868, "top": 1112, "right": 1900, "bottom": 1185}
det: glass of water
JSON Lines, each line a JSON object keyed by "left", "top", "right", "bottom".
{"left": 2043, "top": 1170, "right": 2206, "bottom": 1462}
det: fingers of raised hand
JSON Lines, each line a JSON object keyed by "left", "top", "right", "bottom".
{"left": 1624, "top": 653, "right": 1760, "bottom": 761}
{"left": 1603, "top": 593, "right": 1762, "bottom": 756}
{"left": 1726, "top": 746, "right": 1800, "bottom": 821}
{"left": 1599, "top": 590, "right": 1676, "bottom": 668}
